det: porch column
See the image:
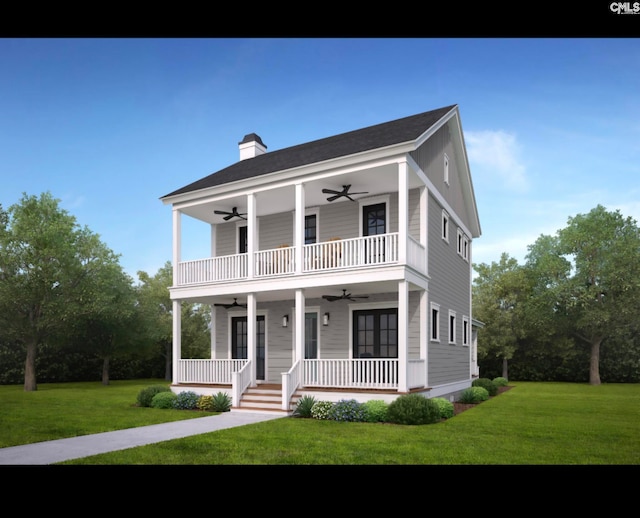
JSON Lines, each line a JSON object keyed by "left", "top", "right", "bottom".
{"left": 247, "top": 193, "right": 256, "bottom": 278}
{"left": 398, "top": 159, "right": 408, "bottom": 264}
{"left": 295, "top": 289, "right": 305, "bottom": 362}
{"left": 210, "top": 305, "right": 217, "bottom": 359}
{"left": 172, "top": 300, "right": 181, "bottom": 385}
{"left": 420, "top": 288, "right": 428, "bottom": 388}
{"left": 247, "top": 292, "right": 256, "bottom": 387}
{"left": 420, "top": 185, "right": 428, "bottom": 275}
{"left": 172, "top": 208, "right": 181, "bottom": 286}
{"left": 294, "top": 183, "right": 304, "bottom": 274}
{"left": 398, "top": 280, "right": 408, "bottom": 393}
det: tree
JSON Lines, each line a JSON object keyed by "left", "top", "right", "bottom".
{"left": 473, "top": 253, "right": 531, "bottom": 379}
{"left": 0, "top": 192, "right": 125, "bottom": 391}
{"left": 556, "top": 205, "right": 640, "bottom": 385}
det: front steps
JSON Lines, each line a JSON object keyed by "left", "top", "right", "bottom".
{"left": 233, "top": 384, "right": 299, "bottom": 415}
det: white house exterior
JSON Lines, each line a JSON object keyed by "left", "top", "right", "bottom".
{"left": 160, "top": 104, "right": 481, "bottom": 414}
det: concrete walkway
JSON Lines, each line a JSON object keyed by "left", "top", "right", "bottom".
{"left": 0, "top": 411, "right": 285, "bottom": 465}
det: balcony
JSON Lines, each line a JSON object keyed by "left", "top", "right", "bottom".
{"left": 176, "top": 233, "right": 426, "bottom": 286}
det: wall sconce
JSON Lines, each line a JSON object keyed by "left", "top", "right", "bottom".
{"left": 282, "top": 315, "right": 289, "bottom": 328}
{"left": 323, "top": 313, "right": 330, "bottom": 326}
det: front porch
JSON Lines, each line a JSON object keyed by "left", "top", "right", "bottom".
{"left": 177, "top": 357, "right": 427, "bottom": 412}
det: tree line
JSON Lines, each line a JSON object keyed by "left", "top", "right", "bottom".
{"left": 0, "top": 192, "right": 210, "bottom": 391}
{"left": 473, "top": 204, "right": 640, "bottom": 384}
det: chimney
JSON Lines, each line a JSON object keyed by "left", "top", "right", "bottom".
{"left": 239, "top": 133, "right": 267, "bottom": 160}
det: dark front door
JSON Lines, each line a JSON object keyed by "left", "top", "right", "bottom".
{"left": 231, "top": 315, "right": 265, "bottom": 380}
{"left": 362, "top": 202, "right": 386, "bottom": 264}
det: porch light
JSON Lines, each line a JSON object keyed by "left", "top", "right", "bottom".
{"left": 323, "top": 313, "right": 330, "bottom": 326}
{"left": 282, "top": 315, "right": 289, "bottom": 327}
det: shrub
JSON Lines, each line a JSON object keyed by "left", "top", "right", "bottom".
{"left": 173, "top": 391, "right": 199, "bottom": 410}
{"left": 151, "top": 391, "right": 177, "bottom": 409}
{"left": 328, "top": 399, "right": 366, "bottom": 422}
{"left": 292, "top": 395, "right": 316, "bottom": 418}
{"left": 493, "top": 376, "right": 509, "bottom": 387}
{"left": 472, "top": 377, "right": 498, "bottom": 396}
{"left": 197, "top": 395, "right": 215, "bottom": 412}
{"left": 459, "top": 386, "right": 489, "bottom": 404}
{"left": 386, "top": 394, "right": 441, "bottom": 425}
{"left": 211, "top": 391, "right": 232, "bottom": 412}
{"left": 362, "top": 399, "right": 389, "bottom": 423}
{"left": 136, "top": 384, "right": 171, "bottom": 408}
{"left": 310, "top": 400, "right": 334, "bottom": 420}
{"left": 432, "top": 397, "right": 454, "bottom": 419}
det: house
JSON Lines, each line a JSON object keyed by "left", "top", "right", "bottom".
{"left": 160, "top": 104, "right": 482, "bottom": 414}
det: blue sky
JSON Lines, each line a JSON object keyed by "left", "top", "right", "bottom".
{"left": 1, "top": 38, "right": 638, "bottom": 281}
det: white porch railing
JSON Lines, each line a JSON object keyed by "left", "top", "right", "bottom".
{"left": 302, "top": 359, "right": 399, "bottom": 389}
{"left": 282, "top": 359, "right": 302, "bottom": 411}
{"left": 407, "top": 236, "right": 426, "bottom": 271}
{"left": 176, "top": 233, "right": 407, "bottom": 285}
{"left": 178, "top": 359, "right": 248, "bottom": 384}
{"left": 231, "top": 361, "right": 252, "bottom": 408}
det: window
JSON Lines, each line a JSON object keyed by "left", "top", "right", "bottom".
{"left": 457, "top": 228, "right": 463, "bottom": 255}
{"left": 305, "top": 214, "right": 317, "bottom": 244}
{"left": 442, "top": 210, "right": 449, "bottom": 242}
{"left": 238, "top": 225, "right": 247, "bottom": 254}
{"left": 444, "top": 153, "right": 449, "bottom": 185}
{"left": 462, "top": 316, "right": 470, "bottom": 346}
{"left": 353, "top": 308, "right": 398, "bottom": 358}
{"left": 456, "top": 228, "right": 470, "bottom": 261}
{"left": 448, "top": 310, "right": 457, "bottom": 344}
{"left": 430, "top": 302, "right": 440, "bottom": 341}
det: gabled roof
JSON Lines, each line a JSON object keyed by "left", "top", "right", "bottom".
{"left": 161, "top": 104, "right": 457, "bottom": 199}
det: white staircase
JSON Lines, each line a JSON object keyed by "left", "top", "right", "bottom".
{"left": 234, "top": 384, "right": 300, "bottom": 415}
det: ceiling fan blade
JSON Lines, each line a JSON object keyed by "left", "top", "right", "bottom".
{"left": 223, "top": 214, "right": 234, "bottom": 221}
{"left": 214, "top": 210, "right": 230, "bottom": 215}
{"left": 322, "top": 295, "right": 341, "bottom": 301}
{"left": 326, "top": 194, "right": 342, "bottom": 202}
{"left": 322, "top": 188, "right": 341, "bottom": 195}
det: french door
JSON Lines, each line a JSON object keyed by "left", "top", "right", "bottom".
{"left": 231, "top": 315, "right": 265, "bottom": 380}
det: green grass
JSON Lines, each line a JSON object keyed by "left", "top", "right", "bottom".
{"left": 1, "top": 380, "right": 639, "bottom": 464}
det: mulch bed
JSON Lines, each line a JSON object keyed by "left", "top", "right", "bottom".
{"left": 453, "top": 385, "right": 512, "bottom": 416}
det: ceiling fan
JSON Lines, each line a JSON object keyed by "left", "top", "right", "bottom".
{"left": 214, "top": 207, "right": 247, "bottom": 221}
{"left": 214, "top": 298, "right": 247, "bottom": 309}
{"left": 322, "top": 184, "right": 368, "bottom": 202}
{"left": 322, "top": 289, "right": 369, "bottom": 302}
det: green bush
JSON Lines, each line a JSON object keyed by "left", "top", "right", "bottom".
{"left": 197, "top": 395, "right": 215, "bottom": 412}
{"left": 472, "top": 377, "right": 498, "bottom": 396}
{"left": 310, "top": 400, "right": 334, "bottom": 420}
{"left": 136, "top": 384, "right": 171, "bottom": 408}
{"left": 173, "top": 391, "right": 199, "bottom": 410}
{"left": 431, "top": 397, "right": 454, "bottom": 419}
{"left": 493, "top": 376, "right": 509, "bottom": 387}
{"left": 151, "top": 391, "right": 177, "bottom": 409}
{"left": 386, "top": 394, "right": 441, "bottom": 425}
{"left": 362, "top": 400, "right": 389, "bottom": 423}
{"left": 292, "top": 395, "right": 316, "bottom": 418}
{"left": 328, "top": 399, "right": 366, "bottom": 422}
{"left": 211, "top": 391, "right": 232, "bottom": 412}
{"left": 459, "top": 386, "right": 489, "bottom": 404}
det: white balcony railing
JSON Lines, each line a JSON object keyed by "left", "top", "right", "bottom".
{"left": 176, "top": 233, "right": 420, "bottom": 286}
{"left": 178, "top": 359, "right": 248, "bottom": 384}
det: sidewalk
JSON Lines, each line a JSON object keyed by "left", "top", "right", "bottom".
{"left": 0, "top": 411, "right": 285, "bottom": 465}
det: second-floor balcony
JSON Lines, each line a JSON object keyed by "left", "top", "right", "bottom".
{"left": 177, "top": 232, "right": 426, "bottom": 286}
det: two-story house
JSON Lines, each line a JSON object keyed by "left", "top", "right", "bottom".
{"left": 160, "top": 104, "right": 481, "bottom": 414}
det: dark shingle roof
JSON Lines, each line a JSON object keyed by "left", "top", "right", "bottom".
{"left": 162, "top": 104, "right": 457, "bottom": 199}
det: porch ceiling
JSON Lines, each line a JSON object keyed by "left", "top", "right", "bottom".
{"left": 179, "top": 162, "right": 423, "bottom": 224}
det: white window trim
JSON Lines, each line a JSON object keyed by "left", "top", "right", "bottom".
{"left": 302, "top": 207, "right": 319, "bottom": 244}
{"left": 448, "top": 310, "right": 457, "bottom": 344}
{"left": 444, "top": 153, "right": 450, "bottom": 186}
{"left": 442, "top": 210, "right": 449, "bottom": 243}
{"left": 430, "top": 302, "right": 440, "bottom": 342}
{"left": 462, "top": 316, "right": 470, "bottom": 347}
{"left": 358, "top": 194, "right": 390, "bottom": 237}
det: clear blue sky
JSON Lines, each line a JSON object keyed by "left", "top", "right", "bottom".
{"left": 1, "top": 38, "right": 638, "bottom": 281}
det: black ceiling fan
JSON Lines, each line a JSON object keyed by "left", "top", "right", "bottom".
{"left": 322, "top": 289, "right": 370, "bottom": 302}
{"left": 214, "top": 298, "right": 247, "bottom": 309}
{"left": 214, "top": 207, "right": 247, "bottom": 221}
{"left": 322, "top": 185, "right": 368, "bottom": 202}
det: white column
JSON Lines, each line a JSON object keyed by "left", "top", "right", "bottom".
{"left": 210, "top": 305, "right": 216, "bottom": 359}
{"left": 172, "top": 300, "right": 181, "bottom": 385}
{"left": 295, "top": 289, "right": 305, "bottom": 362}
{"left": 295, "top": 183, "right": 304, "bottom": 274}
{"left": 247, "top": 193, "right": 256, "bottom": 278}
{"left": 420, "top": 289, "right": 428, "bottom": 388}
{"left": 247, "top": 292, "right": 256, "bottom": 387}
{"left": 420, "top": 185, "right": 428, "bottom": 275}
{"left": 398, "top": 160, "right": 408, "bottom": 265}
{"left": 398, "top": 280, "right": 408, "bottom": 392}
{"left": 210, "top": 223, "right": 217, "bottom": 257}
{"left": 172, "top": 208, "right": 181, "bottom": 286}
